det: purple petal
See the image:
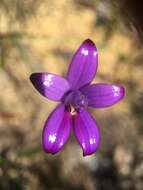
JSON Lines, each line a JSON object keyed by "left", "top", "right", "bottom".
{"left": 73, "top": 108, "right": 100, "bottom": 156}
{"left": 30, "top": 73, "right": 70, "bottom": 101}
{"left": 67, "top": 39, "right": 98, "bottom": 90}
{"left": 42, "top": 104, "right": 72, "bottom": 154}
{"left": 81, "top": 83, "right": 125, "bottom": 108}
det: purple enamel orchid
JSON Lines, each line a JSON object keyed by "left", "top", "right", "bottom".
{"left": 30, "top": 39, "right": 125, "bottom": 156}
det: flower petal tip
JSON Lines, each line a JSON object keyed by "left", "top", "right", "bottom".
{"left": 30, "top": 73, "right": 39, "bottom": 87}
{"left": 121, "top": 86, "right": 125, "bottom": 98}
{"left": 116, "top": 85, "right": 125, "bottom": 101}
{"left": 42, "top": 146, "right": 53, "bottom": 154}
{"left": 83, "top": 38, "right": 95, "bottom": 46}
{"left": 42, "top": 144, "right": 59, "bottom": 155}
{"left": 82, "top": 141, "right": 100, "bottom": 157}
{"left": 82, "top": 39, "right": 97, "bottom": 50}
{"left": 29, "top": 73, "right": 35, "bottom": 83}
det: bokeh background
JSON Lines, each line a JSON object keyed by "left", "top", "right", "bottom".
{"left": 0, "top": 0, "right": 143, "bottom": 190}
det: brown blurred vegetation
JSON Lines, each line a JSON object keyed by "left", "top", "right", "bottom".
{"left": 0, "top": 0, "right": 143, "bottom": 190}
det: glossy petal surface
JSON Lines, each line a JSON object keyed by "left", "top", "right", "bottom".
{"left": 30, "top": 73, "right": 70, "bottom": 101}
{"left": 73, "top": 108, "right": 100, "bottom": 156}
{"left": 81, "top": 83, "right": 125, "bottom": 108}
{"left": 67, "top": 39, "right": 98, "bottom": 90}
{"left": 42, "top": 104, "right": 72, "bottom": 154}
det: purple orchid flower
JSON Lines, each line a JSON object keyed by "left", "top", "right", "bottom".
{"left": 30, "top": 39, "right": 125, "bottom": 156}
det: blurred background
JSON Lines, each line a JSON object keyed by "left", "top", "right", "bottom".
{"left": 0, "top": 0, "right": 143, "bottom": 190}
